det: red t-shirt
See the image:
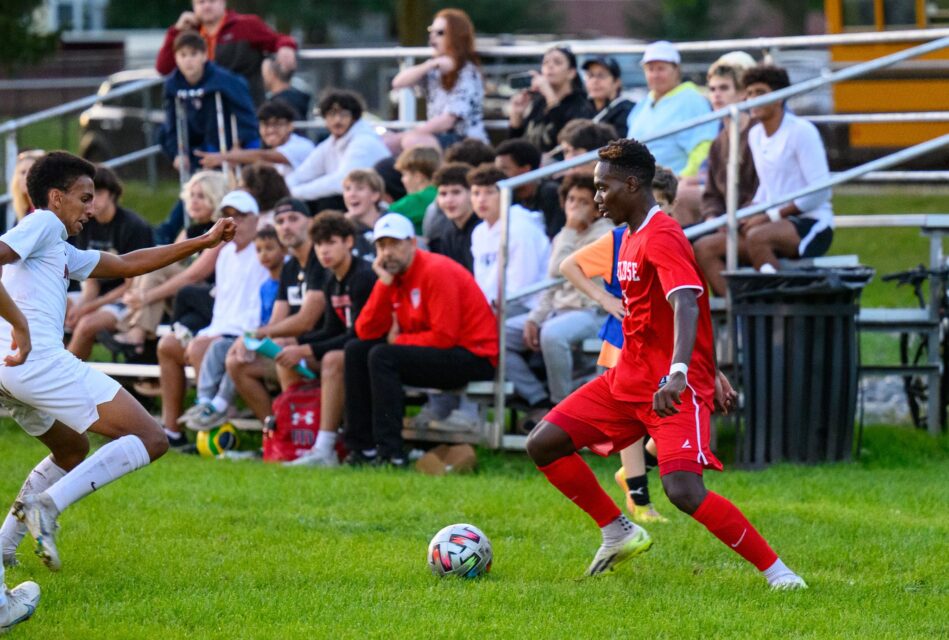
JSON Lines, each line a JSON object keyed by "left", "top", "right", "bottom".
{"left": 605, "top": 206, "right": 716, "bottom": 405}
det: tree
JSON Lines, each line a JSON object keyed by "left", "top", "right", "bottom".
{"left": 0, "top": 0, "right": 59, "bottom": 72}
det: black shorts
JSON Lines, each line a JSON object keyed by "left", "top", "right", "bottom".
{"left": 789, "top": 216, "right": 833, "bottom": 258}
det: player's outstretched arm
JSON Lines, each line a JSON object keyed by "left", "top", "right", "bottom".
{"left": 653, "top": 288, "right": 699, "bottom": 417}
{"left": 90, "top": 218, "right": 237, "bottom": 280}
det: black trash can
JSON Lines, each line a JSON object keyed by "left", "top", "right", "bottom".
{"left": 725, "top": 267, "right": 874, "bottom": 467}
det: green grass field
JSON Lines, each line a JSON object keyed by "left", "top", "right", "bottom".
{"left": 1, "top": 421, "right": 946, "bottom": 639}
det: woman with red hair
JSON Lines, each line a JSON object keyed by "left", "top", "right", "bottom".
{"left": 389, "top": 8, "right": 487, "bottom": 152}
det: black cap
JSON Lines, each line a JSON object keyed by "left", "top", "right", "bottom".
{"left": 582, "top": 55, "right": 622, "bottom": 79}
{"left": 273, "top": 197, "right": 312, "bottom": 218}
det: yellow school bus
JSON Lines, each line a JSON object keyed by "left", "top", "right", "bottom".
{"left": 825, "top": 0, "right": 949, "bottom": 154}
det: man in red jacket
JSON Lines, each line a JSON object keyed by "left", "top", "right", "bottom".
{"left": 155, "top": 0, "right": 297, "bottom": 105}
{"left": 345, "top": 213, "right": 498, "bottom": 467}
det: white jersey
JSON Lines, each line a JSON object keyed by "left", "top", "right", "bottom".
{"left": 0, "top": 209, "right": 100, "bottom": 360}
{"left": 471, "top": 204, "right": 550, "bottom": 306}
{"left": 275, "top": 133, "right": 316, "bottom": 177}
{"left": 198, "top": 239, "right": 270, "bottom": 337}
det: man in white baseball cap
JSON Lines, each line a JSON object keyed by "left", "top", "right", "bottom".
{"left": 372, "top": 212, "right": 415, "bottom": 242}
{"left": 641, "top": 40, "right": 681, "bottom": 66}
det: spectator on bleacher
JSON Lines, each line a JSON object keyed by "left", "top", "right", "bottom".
{"left": 652, "top": 166, "right": 679, "bottom": 221}
{"left": 5, "top": 149, "right": 43, "bottom": 230}
{"left": 155, "top": 0, "right": 298, "bottom": 105}
{"left": 181, "top": 226, "right": 286, "bottom": 430}
{"left": 494, "top": 139, "right": 564, "bottom": 239}
{"left": 65, "top": 165, "right": 155, "bottom": 361}
{"left": 428, "top": 163, "right": 477, "bottom": 269}
{"left": 468, "top": 164, "right": 550, "bottom": 311}
{"left": 276, "top": 213, "right": 378, "bottom": 467}
{"left": 508, "top": 46, "right": 595, "bottom": 155}
{"left": 388, "top": 146, "right": 440, "bottom": 235}
{"left": 344, "top": 213, "right": 498, "bottom": 467}
{"left": 225, "top": 197, "right": 326, "bottom": 422}
{"left": 421, "top": 139, "right": 495, "bottom": 241}
{"left": 342, "top": 169, "right": 386, "bottom": 247}
{"left": 261, "top": 56, "right": 311, "bottom": 119}
{"left": 158, "top": 189, "right": 270, "bottom": 449}
{"left": 285, "top": 89, "right": 390, "bottom": 214}
{"left": 196, "top": 101, "right": 315, "bottom": 177}
{"left": 625, "top": 40, "right": 718, "bottom": 178}
{"left": 557, "top": 119, "right": 618, "bottom": 176}
{"left": 389, "top": 8, "right": 487, "bottom": 152}
{"left": 504, "top": 174, "right": 613, "bottom": 428}
{"left": 239, "top": 162, "right": 290, "bottom": 229}
{"left": 582, "top": 55, "right": 635, "bottom": 138}
{"left": 116, "top": 171, "right": 229, "bottom": 357}
{"left": 159, "top": 31, "right": 260, "bottom": 176}
{"left": 694, "top": 65, "right": 834, "bottom": 296}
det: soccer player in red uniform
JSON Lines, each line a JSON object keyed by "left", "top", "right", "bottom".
{"left": 526, "top": 139, "right": 806, "bottom": 588}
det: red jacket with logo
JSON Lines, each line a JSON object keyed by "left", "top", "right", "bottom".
{"left": 355, "top": 250, "right": 499, "bottom": 366}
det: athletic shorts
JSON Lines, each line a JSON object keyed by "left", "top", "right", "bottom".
{"left": 0, "top": 350, "right": 121, "bottom": 436}
{"left": 790, "top": 216, "right": 833, "bottom": 258}
{"left": 544, "top": 374, "right": 723, "bottom": 476}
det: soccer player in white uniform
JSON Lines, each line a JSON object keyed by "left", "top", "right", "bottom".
{"left": 0, "top": 151, "right": 236, "bottom": 572}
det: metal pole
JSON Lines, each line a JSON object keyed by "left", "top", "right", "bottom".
{"left": 927, "top": 231, "right": 943, "bottom": 435}
{"left": 214, "top": 92, "right": 231, "bottom": 183}
{"left": 230, "top": 113, "right": 241, "bottom": 183}
{"left": 493, "top": 185, "right": 513, "bottom": 449}
{"left": 174, "top": 95, "right": 191, "bottom": 188}
{"left": 142, "top": 85, "right": 157, "bottom": 191}
{"left": 724, "top": 105, "right": 741, "bottom": 409}
{"left": 4, "top": 133, "right": 18, "bottom": 232}
{"left": 397, "top": 56, "right": 416, "bottom": 123}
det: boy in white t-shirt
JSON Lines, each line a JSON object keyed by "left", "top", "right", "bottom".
{"left": 0, "top": 152, "right": 235, "bottom": 573}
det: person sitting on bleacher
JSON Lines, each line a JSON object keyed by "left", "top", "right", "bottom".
{"left": 694, "top": 65, "right": 834, "bottom": 296}
{"left": 387, "top": 146, "right": 441, "bottom": 235}
{"left": 157, "top": 190, "right": 270, "bottom": 450}
{"left": 65, "top": 165, "right": 155, "bottom": 361}
{"left": 494, "top": 139, "right": 564, "bottom": 239}
{"left": 556, "top": 119, "right": 618, "bottom": 176}
{"left": 195, "top": 100, "right": 315, "bottom": 177}
{"left": 421, "top": 138, "right": 495, "bottom": 246}
{"left": 428, "top": 162, "right": 478, "bottom": 270}
{"left": 504, "top": 174, "right": 614, "bottom": 430}
{"left": 275, "top": 212, "right": 378, "bottom": 467}
{"left": 341, "top": 169, "right": 386, "bottom": 254}
{"left": 343, "top": 214, "right": 498, "bottom": 467}
{"left": 225, "top": 197, "right": 326, "bottom": 423}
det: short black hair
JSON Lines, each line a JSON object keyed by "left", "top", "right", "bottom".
{"left": 433, "top": 162, "right": 473, "bottom": 189}
{"left": 467, "top": 163, "right": 507, "bottom": 188}
{"left": 93, "top": 164, "right": 123, "bottom": 200}
{"left": 256, "top": 100, "right": 298, "bottom": 123}
{"left": 558, "top": 173, "right": 595, "bottom": 205}
{"left": 559, "top": 119, "right": 618, "bottom": 151}
{"left": 173, "top": 31, "right": 206, "bottom": 53}
{"left": 597, "top": 139, "right": 656, "bottom": 186}
{"left": 240, "top": 163, "right": 290, "bottom": 212}
{"left": 26, "top": 151, "right": 96, "bottom": 209}
{"left": 256, "top": 225, "right": 279, "bottom": 242}
{"left": 651, "top": 165, "right": 678, "bottom": 204}
{"left": 742, "top": 65, "right": 791, "bottom": 92}
{"left": 495, "top": 139, "right": 541, "bottom": 170}
{"left": 318, "top": 89, "right": 364, "bottom": 122}
{"left": 444, "top": 138, "right": 496, "bottom": 167}
{"left": 309, "top": 210, "right": 356, "bottom": 244}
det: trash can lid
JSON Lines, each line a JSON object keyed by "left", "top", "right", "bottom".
{"left": 724, "top": 266, "right": 875, "bottom": 299}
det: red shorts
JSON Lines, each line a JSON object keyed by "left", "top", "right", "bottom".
{"left": 544, "top": 374, "right": 723, "bottom": 476}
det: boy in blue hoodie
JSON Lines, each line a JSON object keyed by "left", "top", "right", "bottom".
{"left": 159, "top": 30, "right": 260, "bottom": 174}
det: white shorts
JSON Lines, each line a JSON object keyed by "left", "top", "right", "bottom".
{"left": 0, "top": 350, "right": 121, "bottom": 436}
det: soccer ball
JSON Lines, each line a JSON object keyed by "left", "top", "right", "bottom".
{"left": 196, "top": 423, "right": 240, "bottom": 457}
{"left": 427, "top": 523, "right": 492, "bottom": 578}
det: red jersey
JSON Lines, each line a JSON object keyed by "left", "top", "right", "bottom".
{"left": 606, "top": 206, "right": 716, "bottom": 405}
{"left": 355, "top": 250, "right": 499, "bottom": 366}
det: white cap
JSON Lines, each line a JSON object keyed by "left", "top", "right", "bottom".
{"left": 642, "top": 40, "right": 680, "bottom": 66}
{"left": 373, "top": 213, "right": 415, "bottom": 241}
{"left": 219, "top": 190, "right": 259, "bottom": 215}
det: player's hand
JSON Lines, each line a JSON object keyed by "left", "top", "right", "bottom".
{"left": 174, "top": 11, "right": 199, "bottom": 31}
{"left": 232, "top": 338, "right": 255, "bottom": 363}
{"left": 276, "top": 46, "right": 297, "bottom": 73}
{"left": 5, "top": 325, "right": 31, "bottom": 367}
{"left": 739, "top": 213, "right": 768, "bottom": 233}
{"left": 653, "top": 371, "right": 686, "bottom": 417}
{"left": 508, "top": 90, "right": 532, "bottom": 125}
{"left": 195, "top": 150, "right": 223, "bottom": 168}
{"left": 714, "top": 369, "right": 738, "bottom": 415}
{"left": 601, "top": 295, "right": 625, "bottom": 322}
{"left": 523, "top": 320, "right": 541, "bottom": 351}
{"left": 387, "top": 313, "right": 400, "bottom": 344}
{"left": 203, "top": 218, "right": 237, "bottom": 248}
{"left": 65, "top": 303, "right": 86, "bottom": 329}
{"left": 275, "top": 344, "right": 308, "bottom": 368}
{"left": 123, "top": 289, "right": 145, "bottom": 311}
{"left": 372, "top": 254, "right": 395, "bottom": 286}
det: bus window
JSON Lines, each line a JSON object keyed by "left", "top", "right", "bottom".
{"left": 883, "top": 0, "right": 916, "bottom": 27}
{"left": 842, "top": 0, "right": 875, "bottom": 28}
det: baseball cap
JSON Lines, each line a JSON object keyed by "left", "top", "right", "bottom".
{"left": 219, "top": 190, "right": 259, "bottom": 215}
{"left": 373, "top": 213, "right": 415, "bottom": 241}
{"left": 641, "top": 40, "right": 681, "bottom": 66}
{"left": 582, "top": 55, "right": 622, "bottom": 79}
{"left": 273, "top": 197, "right": 312, "bottom": 218}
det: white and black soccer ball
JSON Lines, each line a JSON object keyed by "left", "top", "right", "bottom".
{"left": 427, "top": 523, "right": 493, "bottom": 578}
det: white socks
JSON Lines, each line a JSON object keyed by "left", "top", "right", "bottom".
{"left": 0, "top": 456, "right": 66, "bottom": 556}
{"left": 314, "top": 430, "right": 338, "bottom": 457}
{"left": 45, "top": 435, "right": 150, "bottom": 513}
{"left": 210, "top": 397, "right": 229, "bottom": 413}
{"left": 601, "top": 515, "right": 640, "bottom": 547}
{"left": 762, "top": 558, "right": 797, "bottom": 583}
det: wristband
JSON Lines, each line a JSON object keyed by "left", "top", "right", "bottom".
{"left": 669, "top": 362, "right": 689, "bottom": 377}
{"left": 766, "top": 207, "right": 782, "bottom": 223}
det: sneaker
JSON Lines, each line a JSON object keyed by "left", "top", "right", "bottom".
{"left": 1, "top": 552, "right": 18, "bottom": 569}
{"left": 166, "top": 431, "right": 191, "bottom": 451}
{"left": 370, "top": 455, "right": 408, "bottom": 469}
{"left": 285, "top": 449, "right": 340, "bottom": 468}
{"left": 630, "top": 504, "right": 669, "bottom": 524}
{"left": 14, "top": 494, "right": 60, "bottom": 572}
{"left": 0, "top": 580, "right": 40, "bottom": 635}
{"left": 405, "top": 407, "right": 443, "bottom": 430}
{"left": 189, "top": 405, "right": 228, "bottom": 431}
{"left": 585, "top": 525, "right": 653, "bottom": 577}
{"left": 343, "top": 450, "right": 376, "bottom": 467}
{"left": 177, "top": 403, "right": 208, "bottom": 426}
{"left": 429, "top": 409, "right": 481, "bottom": 432}
{"left": 769, "top": 574, "right": 808, "bottom": 590}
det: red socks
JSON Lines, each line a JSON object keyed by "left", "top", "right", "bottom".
{"left": 537, "top": 454, "right": 621, "bottom": 527}
{"left": 691, "top": 491, "right": 778, "bottom": 571}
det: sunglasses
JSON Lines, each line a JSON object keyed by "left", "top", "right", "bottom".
{"left": 427, "top": 26, "right": 445, "bottom": 36}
